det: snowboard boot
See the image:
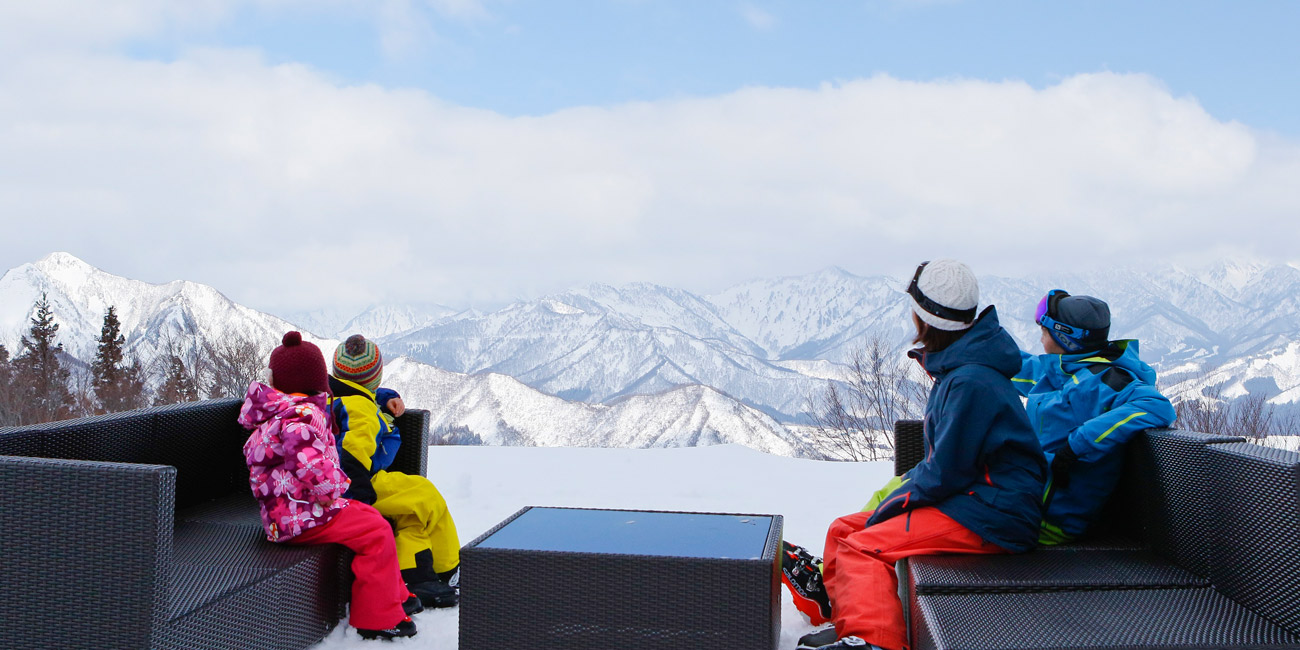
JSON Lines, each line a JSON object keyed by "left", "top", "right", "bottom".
{"left": 803, "top": 635, "right": 882, "bottom": 650}
{"left": 796, "top": 624, "right": 838, "bottom": 650}
{"left": 357, "top": 616, "right": 418, "bottom": 641}
{"left": 782, "top": 541, "right": 832, "bottom": 625}
{"left": 402, "top": 592, "right": 424, "bottom": 616}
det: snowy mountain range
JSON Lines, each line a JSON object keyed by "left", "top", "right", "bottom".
{"left": 2, "top": 253, "right": 1297, "bottom": 456}
{"left": 0, "top": 253, "right": 305, "bottom": 378}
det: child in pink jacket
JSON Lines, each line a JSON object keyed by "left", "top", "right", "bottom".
{"left": 238, "top": 331, "right": 418, "bottom": 640}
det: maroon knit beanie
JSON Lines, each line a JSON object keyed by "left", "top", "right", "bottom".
{"left": 268, "top": 331, "right": 330, "bottom": 395}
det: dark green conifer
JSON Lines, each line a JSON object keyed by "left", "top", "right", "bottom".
{"left": 13, "top": 293, "right": 73, "bottom": 424}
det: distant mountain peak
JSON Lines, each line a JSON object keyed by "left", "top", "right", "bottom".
{"left": 36, "top": 252, "right": 96, "bottom": 274}
{"left": 816, "top": 265, "right": 858, "bottom": 279}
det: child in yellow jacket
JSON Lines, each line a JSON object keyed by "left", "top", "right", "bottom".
{"left": 330, "top": 334, "right": 461, "bottom": 608}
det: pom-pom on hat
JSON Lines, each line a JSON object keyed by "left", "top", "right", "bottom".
{"left": 267, "top": 331, "right": 330, "bottom": 395}
{"left": 333, "top": 334, "right": 383, "bottom": 393}
{"left": 906, "top": 259, "right": 980, "bottom": 331}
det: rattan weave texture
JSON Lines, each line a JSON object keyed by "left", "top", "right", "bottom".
{"left": 159, "top": 571, "right": 281, "bottom": 650}
{"left": 1208, "top": 442, "right": 1300, "bottom": 636}
{"left": 0, "top": 400, "right": 431, "bottom": 650}
{"left": 894, "top": 419, "right": 926, "bottom": 476}
{"left": 39, "top": 408, "right": 157, "bottom": 464}
{"left": 912, "top": 587, "right": 1299, "bottom": 650}
{"left": 909, "top": 549, "right": 1205, "bottom": 595}
{"left": 153, "top": 398, "right": 247, "bottom": 509}
{"left": 389, "top": 409, "right": 430, "bottom": 477}
{"left": 172, "top": 521, "right": 319, "bottom": 570}
{"left": 163, "top": 547, "right": 341, "bottom": 650}
{"left": 0, "top": 456, "right": 175, "bottom": 650}
{"left": 1125, "top": 428, "right": 1243, "bottom": 577}
{"left": 0, "top": 426, "right": 44, "bottom": 456}
{"left": 461, "top": 506, "right": 783, "bottom": 650}
{"left": 176, "top": 490, "right": 264, "bottom": 526}
{"left": 1034, "top": 536, "right": 1144, "bottom": 551}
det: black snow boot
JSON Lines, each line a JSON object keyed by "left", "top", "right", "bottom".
{"left": 402, "top": 592, "right": 424, "bottom": 616}
{"left": 407, "top": 579, "right": 458, "bottom": 608}
{"left": 402, "top": 550, "right": 459, "bottom": 608}
{"left": 357, "top": 616, "right": 418, "bottom": 641}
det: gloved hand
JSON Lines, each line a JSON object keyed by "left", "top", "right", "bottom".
{"left": 1051, "top": 445, "right": 1078, "bottom": 489}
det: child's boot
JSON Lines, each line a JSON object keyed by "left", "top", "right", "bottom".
{"left": 357, "top": 616, "right": 418, "bottom": 641}
{"left": 402, "top": 591, "right": 424, "bottom": 616}
{"left": 407, "top": 579, "right": 458, "bottom": 608}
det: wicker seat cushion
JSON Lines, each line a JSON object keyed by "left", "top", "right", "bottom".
{"left": 910, "top": 548, "right": 1206, "bottom": 595}
{"left": 912, "top": 588, "right": 1299, "bottom": 650}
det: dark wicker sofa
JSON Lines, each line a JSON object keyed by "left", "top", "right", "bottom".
{"left": 893, "top": 420, "right": 1300, "bottom": 650}
{"left": 0, "top": 398, "right": 429, "bottom": 650}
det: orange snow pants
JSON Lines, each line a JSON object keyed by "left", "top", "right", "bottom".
{"left": 822, "top": 508, "right": 1009, "bottom": 650}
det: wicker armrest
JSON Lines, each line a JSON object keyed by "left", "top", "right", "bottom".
{"left": 894, "top": 419, "right": 925, "bottom": 476}
{"left": 0, "top": 455, "right": 175, "bottom": 649}
{"left": 390, "top": 409, "right": 430, "bottom": 477}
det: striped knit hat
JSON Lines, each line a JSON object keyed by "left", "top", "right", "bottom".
{"left": 332, "top": 334, "right": 383, "bottom": 393}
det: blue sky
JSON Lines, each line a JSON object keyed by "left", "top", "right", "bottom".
{"left": 1, "top": 1, "right": 1297, "bottom": 313}
{"left": 134, "top": 1, "right": 1300, "bottom": 135}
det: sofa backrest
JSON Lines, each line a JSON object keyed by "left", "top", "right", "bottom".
{"left": 149, "top": 398, "right": 247, "bottom": 510}
{"left": 0, "top": 399, "right": 248, "bottom": 511}
{"left": 1207, "top": 441, "right": 1300, "bottom": 636}
{"left": 1120, "top": 428, "right": 1245, "bottom": 577}
{"left": 389, "top": 408, "right": 430, "bottom": 477}
{"left": 0, "top": 426, "right": 43, "bottom": 457}
{"left": 1, "top": 399, "right": 433, "bottom": 513}
{"left": 38, "top": 409, "right": 160, "bottom": 464}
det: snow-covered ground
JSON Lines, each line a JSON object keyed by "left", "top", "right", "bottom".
{"left": 1260, "top": 435, "right": 1300, "bottom": 452}
{"left": 311, "top": 443, "right": 892, "bottom": 649}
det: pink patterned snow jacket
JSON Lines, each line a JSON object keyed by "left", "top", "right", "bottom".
{"left": 238, "top": 381, "right": 351, "bottom": 542}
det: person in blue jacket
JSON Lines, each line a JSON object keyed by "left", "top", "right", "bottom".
{"left": 1016, "top": 290, "right": 1176, "bottom": 545}
{"left": 782, "top": 259, "right": 1047, "bottom": 650}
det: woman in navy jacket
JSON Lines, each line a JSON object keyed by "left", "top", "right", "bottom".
{"left": 784, "top": 260, "right": 1046, "bottom": 650}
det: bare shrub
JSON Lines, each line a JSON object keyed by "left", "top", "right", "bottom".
{"left": 1172, "top": 373, "right": 1289, "bottom": 444}
{"left": 806, "top": 337, "right": 930, "bottom": 461}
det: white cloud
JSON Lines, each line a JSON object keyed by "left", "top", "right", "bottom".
{"left": 0, "top": 29, "right": 1295, "bottom": 314}
{"left": 741, "top": 5, "right": 777, "bottom": 31}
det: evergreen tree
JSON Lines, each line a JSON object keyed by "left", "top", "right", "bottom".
{"left": 154, "top": 354, "right": 199, "bottom": 406}
{"left": 13, "top": 293, "right": 73, "bottom": 424}
{"left": 91, "top": 306, "right": 147, "bottom": 412}
{"left": 0, "top": 345, "right": 18, "bottom": 426}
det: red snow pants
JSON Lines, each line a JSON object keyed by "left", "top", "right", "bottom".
{"left": 287, "top": 500, "right": 408, "bottom": 630}
{"left": 822, "top": 508, "right": 1008, "bottom": 650}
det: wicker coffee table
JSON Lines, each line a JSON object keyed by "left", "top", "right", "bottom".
{"left": 459, "top": 506, "right": 783, "bottom": 650}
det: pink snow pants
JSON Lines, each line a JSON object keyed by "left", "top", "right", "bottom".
{"left": 287, "top": 500, "right": 408, "bottom": 630}
{"left": 822, "top": 508, "right": 1008, "bottom": 650}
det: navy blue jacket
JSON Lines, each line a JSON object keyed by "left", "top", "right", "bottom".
{"left": 1014, "top": 340, "right": 1175, "bottom": 542}
{"left": 867, "top": 306, "right": 1047, "bottom": 553}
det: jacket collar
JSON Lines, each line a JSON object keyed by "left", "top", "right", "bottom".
{"left": 908, "top": 306, "right": 1023, "bottom": 381}
{"left": 329, "top": 375, "right": 375, "bottom": 400}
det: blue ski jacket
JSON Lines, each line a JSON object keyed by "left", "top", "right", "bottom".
{"left": 1013, "top": 339, "right": 1176, "bottom": 542}
{"left": 867, "top": 306, "right": 1047, "bottom": 553}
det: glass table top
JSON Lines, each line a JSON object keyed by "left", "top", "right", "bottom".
{"left": 474, "top": 507, "right": 775, "bottom": 559}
